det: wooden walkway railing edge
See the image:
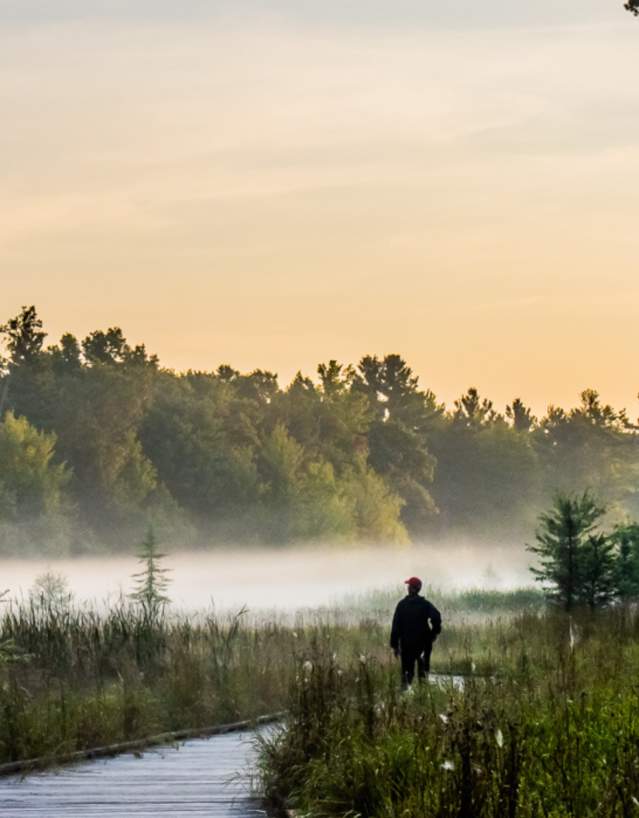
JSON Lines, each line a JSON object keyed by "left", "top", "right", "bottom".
{"left": 0, "top": 711, "right": 286, "bottom": 778}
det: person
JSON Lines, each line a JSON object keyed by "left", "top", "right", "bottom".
{"left": 390, "top": 576, "right": 441, "bottom": 687}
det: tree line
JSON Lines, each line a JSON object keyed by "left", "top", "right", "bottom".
{"left": 1, "top": 306, "right": 638, "bottom": 554}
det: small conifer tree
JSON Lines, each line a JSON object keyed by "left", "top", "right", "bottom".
{"left": 130, "top": 526, "right": 171, "bottom": 623}
{"left": 528, "top": 492, "right": 606, "bottom": 611}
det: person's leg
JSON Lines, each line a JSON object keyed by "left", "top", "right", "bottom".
{"left": 417, "top": 652, "right": 427, "bottom": 681}
{"left": 401, "top": 651, "right": 415, "bottom": 688}
{"left": 422, "top": 644, "right": 433, "bottom": 674}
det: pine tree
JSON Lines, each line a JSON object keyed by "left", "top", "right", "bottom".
{"left": 0, "top": 306, "right": 46, "bottom": 367}
{"left": 506, "top": 398, "right": 536, "bottom": 432}
{"left": 612, "top": 523, "right": 639, "bottom": 600}
{"left": 528, "top": 492, "right": 606, "bottom": 611}
{"left": 578, "top": 533, "right": 617, "bottom": 610}
{"left": 130, "top": 526, "right": 171, "bottom": 622}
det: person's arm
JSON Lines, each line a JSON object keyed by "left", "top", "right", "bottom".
{"left": 428, "top": 603, "right": 442, "bottom": 640}
{"left": 390, "top": 604, "right": 401, "bottom": 654}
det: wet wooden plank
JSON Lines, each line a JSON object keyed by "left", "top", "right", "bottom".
{"left": 0, "top": 730, "right": 269, "bottom": 818}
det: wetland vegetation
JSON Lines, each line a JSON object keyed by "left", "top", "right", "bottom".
{"left": 0, "top": 584, "right": 540, "bottom": 767}
{"left": 260, "top": 607, "right": 639, "bottom": 818}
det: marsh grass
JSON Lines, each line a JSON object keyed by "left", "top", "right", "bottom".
{"left": 0, "top": 592, "right": 409, "bottom": 764}
{"left": 337, "top": 586, "right": 544, "bottom": 618}
{"left": 260, "top": 606, "right": 639, "bottom": 818}
{"left": 0, "top": 599, "right": 291, "bottom": 763}
{"left": 0, "top": 587, "right": 585, "bottom": 774}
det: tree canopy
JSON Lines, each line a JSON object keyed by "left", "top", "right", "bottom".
{"left": 1, "top": 306, "right": 639, "bottom": 554}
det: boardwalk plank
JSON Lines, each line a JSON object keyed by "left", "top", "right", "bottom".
{"left": 0, "top": 730, "right": 268, "bottom": 818}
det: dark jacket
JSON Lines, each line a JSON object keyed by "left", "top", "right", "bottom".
{"left": 390, "top": 594, "right": 442, "bottom": 653}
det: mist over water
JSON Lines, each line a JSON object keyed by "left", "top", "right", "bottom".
{"left": 0, "top": 541, "right": 532, "bottom": 612}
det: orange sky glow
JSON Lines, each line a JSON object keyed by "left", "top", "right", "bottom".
{"left": 1, "top": 3, "right": 638, "bottom": 417}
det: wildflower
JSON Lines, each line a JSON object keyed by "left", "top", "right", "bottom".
{"left": 568, "top": 619, "right": 578, "bottom": 651}
{"left": 471, "top": 661, "right": 477, "bottom": 673}
{"left": 495, "top": 728, "right": 504, "bottom": 748}
{"left": 359, "top": 654, "right": 367, "bottom": 665}
{"left": 303, "top": 660, "right": 313, "bottom": 675}
{"left": 439, "top": 713, "right": 449, "bottom": 725}
{"left": 441, "top": 760, "right": 455, "bottom": 771}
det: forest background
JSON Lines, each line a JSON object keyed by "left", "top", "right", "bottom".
{"left": 1, "top": 305, "right": 638, "bottom": 555}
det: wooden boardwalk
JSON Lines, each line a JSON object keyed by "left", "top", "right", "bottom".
{"left": 0, "top": 729, "right": 269, "bottom": 818}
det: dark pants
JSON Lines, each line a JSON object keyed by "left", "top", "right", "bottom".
{"left": 401, "top": 645, "right": 432, "bottom": 687}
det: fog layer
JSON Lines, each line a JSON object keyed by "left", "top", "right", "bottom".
{"left": 1, "top": 542, "right": 532, "bottom": 612}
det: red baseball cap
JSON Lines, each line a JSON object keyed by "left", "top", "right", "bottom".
{"left": 404, "top": 576, "right": 422, "bottom": 588}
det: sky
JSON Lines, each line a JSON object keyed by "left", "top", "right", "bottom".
{"left": 1, "top": 1, "right": 638, "bottom": 417}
